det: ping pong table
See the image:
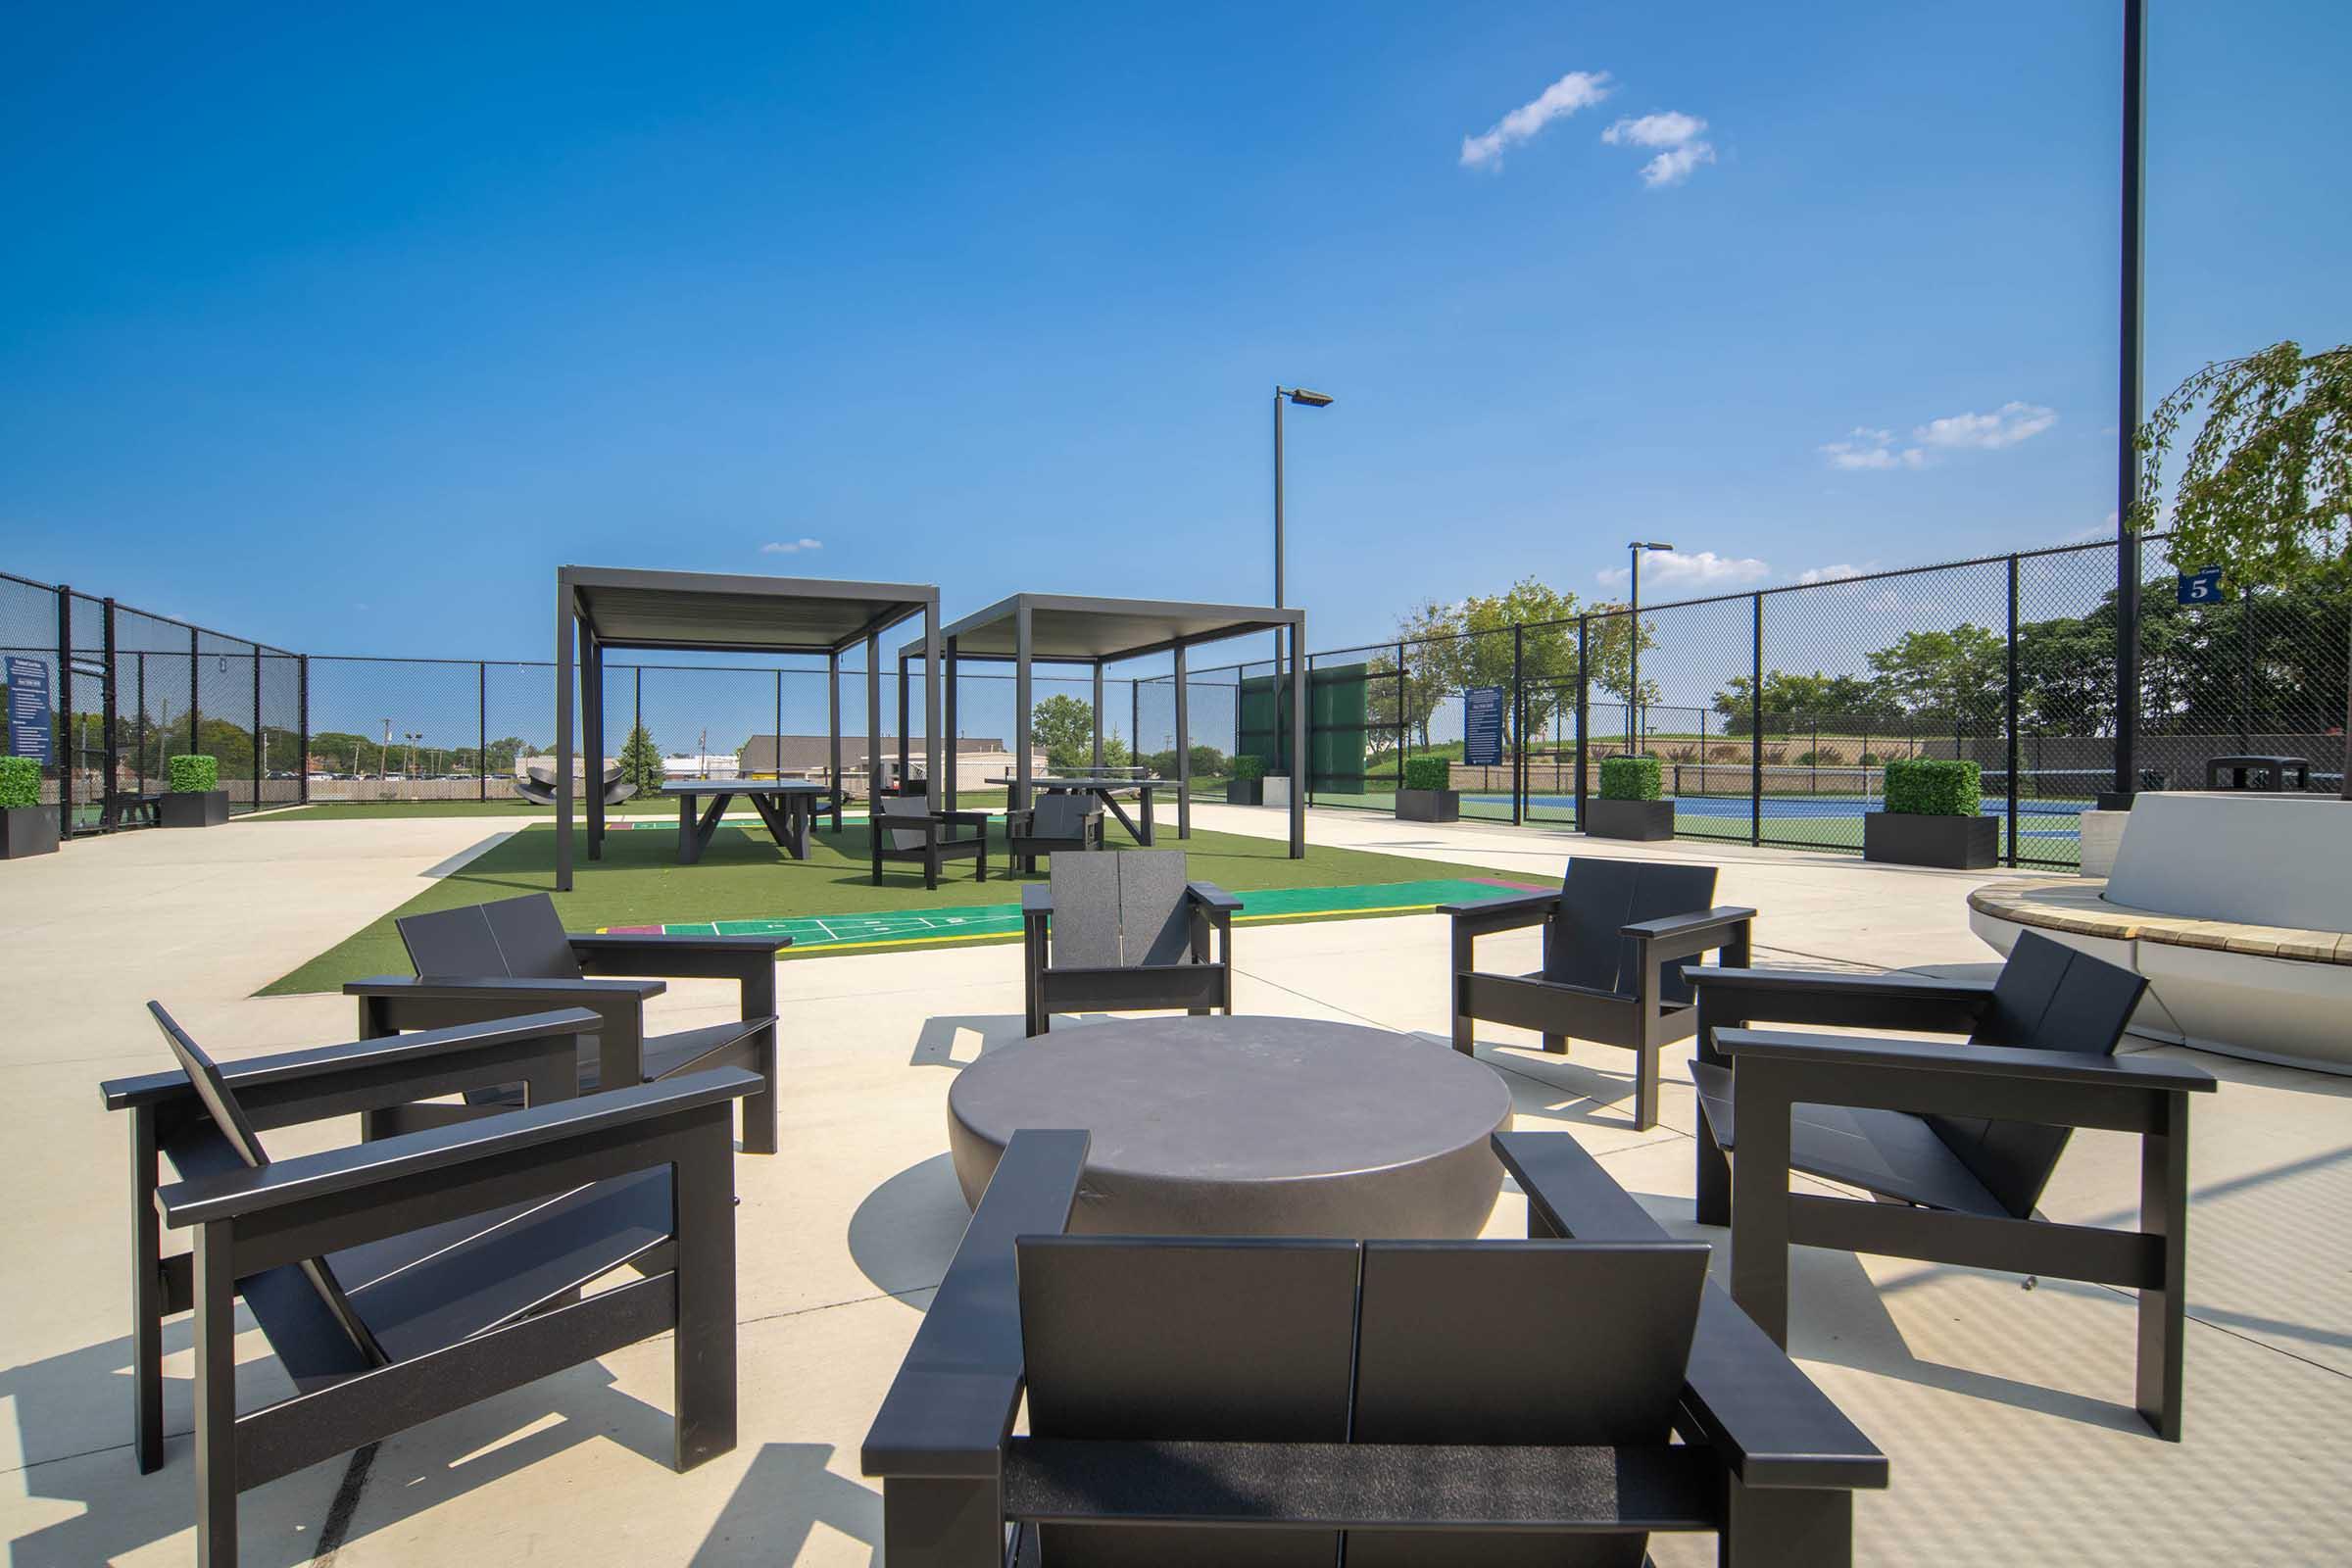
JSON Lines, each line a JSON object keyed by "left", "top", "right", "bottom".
{"left": 989, "top": 774, "right": 1162, "bottom": 846}
{"left": 662, "top": 779, "right": 839, "bottom": 863}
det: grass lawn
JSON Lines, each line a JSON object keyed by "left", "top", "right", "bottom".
{"left": 258, "top": 790, "right": 1014, "bottom": 821}
{"left": 263, "top": 818, "right": 1516, "bottom": 995}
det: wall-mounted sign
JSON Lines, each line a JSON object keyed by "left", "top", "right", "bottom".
{"left": 2177, "top": 566, "right": 2223, "bottom": 606}
{"left": 1463, "top": 685, "right": 1504, "bottom": 767}
{"left": 6, "top": 656, "right": 52, "bottom": 764}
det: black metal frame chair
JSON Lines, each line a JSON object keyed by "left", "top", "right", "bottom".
{"left": 342, "top": 892, "right": 788, "bottom": 1153}
{"left": 1443, "top": 857, "right": 1754, "bottom": 1130}
{"left": 861, "top": 1127, "right": 1886, "bottom": 1567}
{"left": 1687, "top": 929, "right": 2218, "bottom": 1439}
{"left": 869, "top": 794, "right": 992, "bottom": 888}
{"left": 1020, "top": 850, "right": 1239, "bottom": 1036}
{"left": 1004, "top": 791, "right": 1103, "bottom": 874}
{"left": 99, "top": 1004, "right": 754, "bottom": 1568}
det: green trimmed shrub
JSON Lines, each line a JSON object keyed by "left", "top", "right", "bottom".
{"left": 0, "top": 757, "right": 38, "bottom": 810}
{"left": 1857, "top": 751, "right": 1884, "bottom": 765}
{"left": 1884, "top": 758, "right": 1980, "bottom": 816}
{"left": 167, "top": 754, "right": 220, "bottom": 794}
{"left": 1401, "top": 756, "right": 1451, "bottom": 792}
{"left": 1230, "top": 754, "right": 1268, "bottom": 782}
{"left": 1598, "top": 755, "right": 1662, "bottom": 801}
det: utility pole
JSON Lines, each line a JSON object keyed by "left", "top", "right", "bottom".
{"left": 380, "top": 719, "right": 392, "bottom": 779}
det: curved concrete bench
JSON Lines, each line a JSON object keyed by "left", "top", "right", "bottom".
{"left": 1968, "top": 793, "right": 2352, "bottom": 1074}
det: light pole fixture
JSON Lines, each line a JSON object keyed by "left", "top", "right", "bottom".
{"left": 1627, "top": 541, "right": 1674, "bottom": 751}
{"left": 1272, "top": 385, "right": 1334, "bottom": 772}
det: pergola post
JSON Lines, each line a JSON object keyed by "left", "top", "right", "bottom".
{"left": 944, "top": 637, "right": 959, "bottom": 812}
{"left": 1091, "top": 662, "right": 1104, "bottom": 771}
{"left": 555, "top": 575, "right": 575, "bottom": 891}
{"left": 923, "top": 600, "right": 942, "bottom": 814}
{"left": 896, "top": 653, "right": 911, "bottom": 795}
{"left": 583, "top": 623, "right": 605, "bottom": 860}
{"left": 1014, "top": 601, "right": 1033, "bottom": 813}
{"left": 828, "top": 649, "right": 843, "bottom": 829}
{"left": 1173, "top": 641, "right": 1191, "bottom": 841}
{"left": 866, "top": 634, "right": 882, "bottom": 805}
{"left": 1289, "top": 611, "right": 1307, "bottom": 858}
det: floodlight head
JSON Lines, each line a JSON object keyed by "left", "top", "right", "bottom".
{"left": 1285, "top": 387, "right": 1336, "bottom": 408}
{"left": 1635, "top": 541, "right": 1675, "bottom": 552}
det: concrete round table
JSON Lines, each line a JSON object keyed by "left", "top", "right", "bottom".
{"left": 946, "top": 1015, "right": 1513, "bottom": 1237}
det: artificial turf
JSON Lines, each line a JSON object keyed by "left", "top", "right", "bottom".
{"left": 261, "top": 817, "right": 1509, "bottom": 995}
{"left": 255, "top": 789, "right": 1015, "bottom": 821}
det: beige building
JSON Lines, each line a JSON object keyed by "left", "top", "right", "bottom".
{"left": 735, "top": 734, "right": 1046, "bottom": 794}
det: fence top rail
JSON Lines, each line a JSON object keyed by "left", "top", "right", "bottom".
{"left": 7, "top": 568, "right": 300, "bottom": 657}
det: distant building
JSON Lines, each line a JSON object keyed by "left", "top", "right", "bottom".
{"left": 662, "top": 753, "right": 741, "bottom": 781}
{"left": 737, "top": 734, "right": 1044, "bottom": 792}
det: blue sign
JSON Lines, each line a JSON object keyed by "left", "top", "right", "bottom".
{"left": 2178, "top": 566, "right": 2223, "bottom": 606}
{"left": 6, "top": 656, "right": 51, "bottom": 764}
{"left": 1463, "top": 685, "right": 1505, "bottom": 767}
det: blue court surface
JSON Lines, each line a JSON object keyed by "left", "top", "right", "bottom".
{"left": 1457, "top": 792, "right": 2085, "bottom": 840}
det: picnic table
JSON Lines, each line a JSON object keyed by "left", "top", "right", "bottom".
{"left": 662, "top": 779, "right": 838, "bottom": 863}
{"left": 989, "top": 774, "right": 1162, "bottom": 846}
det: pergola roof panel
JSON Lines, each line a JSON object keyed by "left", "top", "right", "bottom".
{"left": 901, "top": 592, "right": 1301, "bottom": 664}
{"left": 564, "top": 566, "right": 935, "bottom": 654}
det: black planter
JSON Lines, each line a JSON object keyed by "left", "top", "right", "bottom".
{"left": 1226, "top": 779, "right": 1263, "bottom": 806}
{"left": 0, "top": 805, "right": 59, "bottom": 858}
{"left": 1396, "top": 788, "right": 1460, "bottom": 823}
{"left": 159, "top": 790, "right": 230, "bottom": 828}
{"left": 1864, "top": 810, "right": 1997, "bottom": 869}
{"left": 1585, "top": 797, "right": 1675, "bottom": 841}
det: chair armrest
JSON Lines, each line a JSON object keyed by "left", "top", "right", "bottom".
{"left": 1493, "top": 1131, "right": 1887, "bottom": 1493}
{"left": 1715, "top": 1028, "right": 2220, "bottom": 1093}
{"left": 862, "top": 1129, "right": 1091, "bottom": 1480}
{"left": 1021, "top": 883, "right": 1054, "bottom": 918}
{"left": 1438, "top": 890, "right": 1557, "bottom": 932}
{"left": 156, "top": 1067, "right": 762, "bottom": 1229}
{"left": 344, "top": 974, "right": 667, "bottom": 1002}
{"left": 944, "top": 810, "right": 993, "bottom": 829}
{"left": 1689, "top": 966, "right": 1994, "bottom": 1034}
{"left": 1623, "top": 906, "right": 1755, "bottom": 946}
{"left": 99, "top": 1008, "right": 602, "bottom": 1114}
{"left": 1184, "top": 881, "right": 1243, "bottom": 913}
{"left": 570, "top": 932, "right": 792, "bottom": 959}
{"left": 569, "top": 933, "right": 790, "bottom": 984}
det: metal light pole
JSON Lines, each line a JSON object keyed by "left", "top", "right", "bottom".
{"left": 1627, "top": 541, "right": 1674, "bottom": 751}
{"left": 2107, "top": 0, "right": 2148, "bottom": 808}
{"left": 1273, "top": 386, "right": 1333, "bottom": 773}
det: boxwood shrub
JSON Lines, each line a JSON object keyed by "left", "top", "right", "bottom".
{"left": 1230, "top": 754, "right": 1268, "bottom": 782}
{"left": 0, "top": 756, "right": 38, "bottom": 810}
{"left": 1401, "top": 756, "right": 1451, "bottom": 793}
{"left": 168, "top": 754, "right": 220, "bottom": 794}
{"left": 1884, "top": 757, "right": 1980, "bottom": 816}
{"left": 1598, "top": 755, "right": 1662, "bottom": 801}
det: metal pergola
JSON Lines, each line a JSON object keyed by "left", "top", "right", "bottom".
{"left": 555, "top": 565, "right": 941, "bottom": 890}
{"left": 898, "top": 592, "right": 1308, "bottom": 858}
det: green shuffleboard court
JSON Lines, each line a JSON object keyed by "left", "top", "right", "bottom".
{"left": 597, "top": 876, "right": 1548, "bottom": 956}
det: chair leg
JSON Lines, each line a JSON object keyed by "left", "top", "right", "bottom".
{"left": 1631, "top": 1045, "right": 1659, "bottom": 1132}
{"left": 1694, "top": 1105, "right": 1732, "bottom": 1228}
{"left": 1542, "top": 1032, "right": 1568, "bottom": 1054}
{"left": 2137, "top": 1091, "right": 2191, "bottom": 1440}
{"left": 1729, "top": 1067, "right": 1794, "bottom": 1348}
{"left": 193, "top": 1221, "right": 239, "bottom": 1568}
{"left": 128, "top": 1105, "right": 166, "bottom": 1475}
{"left": 1721, "top": 1475, "right": 1852, "bottom": 1567}
{"left": 671, "top": 1115, "right": 739, "bottom": 1471}
{"left": 741, "top": 965, "right": 779, "bottom": 1157}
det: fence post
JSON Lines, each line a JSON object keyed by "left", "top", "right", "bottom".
{"left": 478, "top": 662, "right": 488, "bottom": 802}
{"left": 2239, "top": 581, "right": 2255, "bottom": 752}
{"left": 298, "top": 655, "right": 310, "bottom": 806}
{"left": 56, "top": 586, "right": 72, "bottom": 839}
{"left": 100, "top": 599, "right": 119, "bottom": 828}
{"left": 1510, "top": 623, "right": 1524, "bottom": 826}
{"left": 1574, "top": 616, "right": 1590, "bottom": 828}
{"left": 773, "top": 670, "right": 783, "bottom": 782}
{"left": 250, "top": 647, "right": 262, "bottom": 814}
{"left": 188, "top": 625, "right": 199, "bottom": 774}
{"left": 135, "top": 653, "right": 147, "bottom": 803}
{"left": 2007, "top": 554, "right": 2021, "bottom": 866}
{"left": 1749, "top": 594, "right": 1764, "bottom": 847}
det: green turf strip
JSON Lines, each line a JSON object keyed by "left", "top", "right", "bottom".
{"left": 260, "top": 818, "right": 1523, "bottom": 995}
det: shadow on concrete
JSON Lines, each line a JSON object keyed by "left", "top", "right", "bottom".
{"left": 690, "top": 1443, "right": 880, "bottom": 1565}
{"left": 907, "top": 1012, "right": 1028, "bottom": 1070}
{"left": 846, "top": 1152, "right": 971, "bottom": 1306}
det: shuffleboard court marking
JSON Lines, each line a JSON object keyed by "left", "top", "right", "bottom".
{"left": 598, "top": 876, "right": 1552, "bottom": 956}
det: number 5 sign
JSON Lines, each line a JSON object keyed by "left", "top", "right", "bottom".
{"left": 2177, "top": 566, "right": 2223, "bottom": 606}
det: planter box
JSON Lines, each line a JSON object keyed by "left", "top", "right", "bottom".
{"left": 1396, "top": 788, "right": 1459, "bottom": 823}
{"left": 1585, "top": 797, "right": 1675, "bottom": 841}
{"left": 1226, "top": 779, "right": 1263, "bottom": 806}
{"left": 1263, "top": 777, "right": 1291, "bottom": 809}
{"left": 1864, "top": 810, "right": 1996, "bottom": 870}
{"left": 0, "top": 806, "right": 59, "bottom": 858}
{"left": 159, "top": 790, "right": 230, "bottom": 829}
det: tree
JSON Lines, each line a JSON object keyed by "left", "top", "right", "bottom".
{"left": 1711, "top": 670, "right": 1896, "bottom": 736}
{"left": 1585, "top": 603, "right": 1660, "bottom": 711}
{"left": 616, "top": 721, "right": 663, "bottom": 793}
{"left": 1863, "top": 624, "right": 2006, "bottom": 732}
{"left": 2132, "top": 339, "right": 2352, "bottom": 794}
{"left": 1030, "top": 694, "right": 1097, "bottom": 773}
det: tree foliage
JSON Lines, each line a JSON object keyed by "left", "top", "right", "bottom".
{"left": 616, "top": 722, "right": 664, "bottom": 792}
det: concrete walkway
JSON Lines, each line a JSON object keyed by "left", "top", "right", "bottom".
{"left": 2, "top": 806, "right": 2344, "bottom": 1564}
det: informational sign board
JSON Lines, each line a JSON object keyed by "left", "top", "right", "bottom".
{"left": 7, "top": 656, "right": 52, "bottom": 763}
{"left": 1463, "top": 685, "right": 1505, "bottom": 768}
{"left": 2178, "top": 566, "right": 2223, "bottom": 606}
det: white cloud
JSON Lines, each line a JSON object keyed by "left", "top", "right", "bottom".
{"left": 1602, "top": 111, "right": 1714, "bottom": 186}
{"left": 760, "top": 538, "right": 823, "bottom": 555}
{"left": 1794, "top": 563, "right": 1877, "bottom": 585}
{"left": 1913, "top": 401, "right": 2057, "bottom": 450}
{"left": 1820, "top": 427, "right": 1927, "bottom": 470}
{"left": 1459, "top": 70, "right": 1613, "bottom": 169}
{"left": 1594, "top": 549, "right": 1771, "bottom": 591}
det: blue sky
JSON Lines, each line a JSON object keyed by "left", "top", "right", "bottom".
{"left": 4, "top": 0, "right": 2347, "bottom": 672}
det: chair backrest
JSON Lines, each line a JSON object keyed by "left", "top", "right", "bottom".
{"left": 1027, "top": 792, "right": 1095, "bottom": 841}
{"left": 1544, "top": 858, "right": 1719, "bottom": 1004}
{"left": 146, "top": 1004, "right": 389, "bottom": 1380}
{"left": 875, "top": 792, "right": 933, "bottom": 852}
{"left": 1016, "top": 1234, "right": 1708, "bottom": 1568}
{"left": 396, "top": 893, "right": 583, "bottom": 981}
{"left": 1047, "top": 850, "right": 1195, "bottom": 969}
{"left": 1931, "top": 930, "right": 2151, "bottom": 1217}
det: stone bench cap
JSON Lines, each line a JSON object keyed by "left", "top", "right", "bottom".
{"left": 1969, "top": 879, "right": 2352, "bottom": 965}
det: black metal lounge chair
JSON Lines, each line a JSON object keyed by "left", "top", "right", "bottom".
{"left": 99, "top": 1004, "right": 753, "bottom": 1568}
{"left": 1020, "top": 849, "right": 1239, "bottom": 1036}
{"left": 1442, "top": 857, "right": 1754, "bottom": 1130}
{"left": 1687, "top": 929, "right": 2219, "bottom": 1439}
{"left": 861, "top": 1127, "right": 1886, "bottom": 1567}
{"left": 869, "top": 794, "right": 991, "bottom": 889}
{"left": 342, "top": 892, "right": 787, "bottom": 1153}
{"left": 1004, "top": 791, "right": 1103, "bottom": 874}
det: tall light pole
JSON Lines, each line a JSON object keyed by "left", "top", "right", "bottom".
{"left": 1627, "top": 541, "right": 1674, "bottom": 751}
{"left": 1272, "top": 386, "right": 1333, "bottom": 772}
{"left": 2107, "top": 0, "right": 2148, "bottom": 809}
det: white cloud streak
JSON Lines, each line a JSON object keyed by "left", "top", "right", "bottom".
{"left": 1913, "top": 401, "right": 2058, "bottom": 450}
{"left": 1794, "top": 563, "right": 1878, "bottom": 585}
{"left": 1820, "top": 427, "right": 1927, "bottom": 471}
{"left": 761, "top": 538, "right": 823, "bottom": 555}
{"left": 1594, "top": 549, "right": 1771, "bottom": 591}
{"left": 1602, "top": 111, "right": 1714, "bottom": 186}
{"left": 1460, "top": 71, "right": 1613, "bottom": 168}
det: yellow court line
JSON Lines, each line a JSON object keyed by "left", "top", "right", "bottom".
{"left": 602, "top": 901, "right": 1446, "bottom": 956}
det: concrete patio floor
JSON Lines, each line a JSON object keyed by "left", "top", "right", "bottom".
{"left": 2, "top": 802, "right": 2344, "bottom": 1564}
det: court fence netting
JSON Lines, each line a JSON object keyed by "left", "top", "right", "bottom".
{"left": 7, "top": 533, "right": 2345, "bottom": 869}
